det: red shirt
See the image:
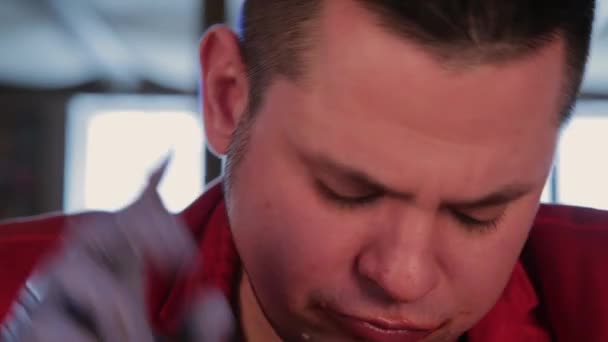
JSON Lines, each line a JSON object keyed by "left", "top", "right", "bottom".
{"left": 1, "top": 181, "right": 607, "bottom": 341}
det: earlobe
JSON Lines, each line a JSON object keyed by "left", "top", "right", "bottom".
{"left": 199, "top": 25, "right": 249, "bottom": 156}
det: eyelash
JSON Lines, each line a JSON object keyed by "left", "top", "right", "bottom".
{"left": 451, "top": 210, "right": 503, "bottom": 231}
{"left": 315, "top": 181, "right": 382, "bottom": 208}
{"left": 316, "top": 181, "right": 504, "bottom": 231}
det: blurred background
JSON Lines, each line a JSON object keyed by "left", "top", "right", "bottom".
{"left": 1, "top": 0, "right": 608, "bottom": 220}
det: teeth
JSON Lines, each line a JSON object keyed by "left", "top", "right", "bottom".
{"left": 301, "top": 332, "right": 311, "bottom": 340}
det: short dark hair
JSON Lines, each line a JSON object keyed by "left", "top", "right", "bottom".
{"left": 238, "top": 0, "right": 595, "bottom": 121}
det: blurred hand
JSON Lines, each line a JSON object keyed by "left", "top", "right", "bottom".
{"left": 1, "top": 161, "right": 234, "bottom": 342}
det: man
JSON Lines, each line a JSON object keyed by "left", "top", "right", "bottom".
{"left": 0, "top": 0, "right": 606, "bottom": 340}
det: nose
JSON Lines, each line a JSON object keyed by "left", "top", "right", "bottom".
{"left": 356, "top": 207, "right": 440, "bottom": 303}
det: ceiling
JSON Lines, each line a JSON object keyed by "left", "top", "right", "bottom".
{"left": 0, "top": 0, "right": 202, "bottom": 91}
{"left": 0, "top": 0, "right": 607, "bottom": 94}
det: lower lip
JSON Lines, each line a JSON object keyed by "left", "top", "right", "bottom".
{"left": 327, "top": 311, "right": 432, "bottom": 342}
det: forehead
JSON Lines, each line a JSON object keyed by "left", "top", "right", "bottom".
{"left": 308, "top": 0, "right": 566, "bottom": 138}
{"left": 269, "top": 0, "right": 564, "bottom": 195}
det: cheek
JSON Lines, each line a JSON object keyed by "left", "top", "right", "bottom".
{"left": 440, "top": 195, "right": 540, "bottom": 327}
{"left": 228, "top": 133, "right": 363, "bottom": 312}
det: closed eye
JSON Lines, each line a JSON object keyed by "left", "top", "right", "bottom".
{"left": 450, "top": 209, "right": 503, "bottom": 231}
{"left": 315, "top": 180, "right": 382, "bottom": 208}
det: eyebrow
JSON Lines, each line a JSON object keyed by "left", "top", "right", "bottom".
{"left": 311, "top": 156, "right": 411, "bottom": 199}
{"left": 312, "top": 155, "right": 532, "bottom": 208}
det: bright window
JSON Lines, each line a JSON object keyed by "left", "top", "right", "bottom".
{"left": 64, "top": 94, "right": 204, "bottom": 213}
{"left": 554, "top": 100, "right": 608, "bottom": 209}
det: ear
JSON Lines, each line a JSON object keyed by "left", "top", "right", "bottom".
{"left": 199, "top": 25, "right": 249, "bottom": 156}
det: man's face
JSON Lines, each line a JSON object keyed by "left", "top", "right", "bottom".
{"left": 224, "top": 1, "right": 564, "bottom": 340}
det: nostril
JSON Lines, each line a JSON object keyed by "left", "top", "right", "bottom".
{"left": 356, "top": 252, "right": 403, "bottom": 303}
{"left": 357, "top": 268, "right": 401, "bottom": 305}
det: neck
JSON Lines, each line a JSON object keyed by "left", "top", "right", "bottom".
{"left": 239, "top": 273, "right": 282, "bottom": 342}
